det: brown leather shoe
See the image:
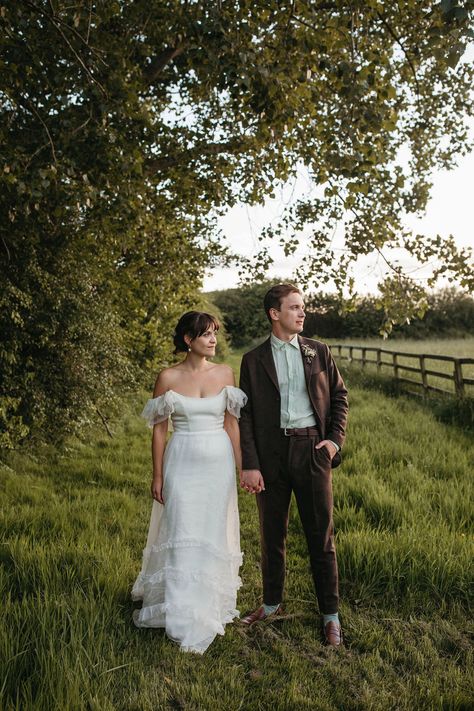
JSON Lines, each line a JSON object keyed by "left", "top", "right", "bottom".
{"left": 240, "top": 605, "right": 282, "bottom": 626}
{"left": 323, "top": 620, "right": 343, "bottom": 647}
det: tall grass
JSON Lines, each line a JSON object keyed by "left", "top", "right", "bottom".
{"left": 1, "top": 374, "right": 473, "bottom": 710}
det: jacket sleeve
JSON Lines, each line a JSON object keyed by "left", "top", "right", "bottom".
{"left": 326, "top": 347, "right": 348, "bottom": 449}
{"left": 239, "top": 354, "right": 262, "bottom": 471}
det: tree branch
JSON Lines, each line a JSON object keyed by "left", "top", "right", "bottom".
{"left": 310, "top": 2, "right": 339, "bottom": 10}
{"left": 86, "top": 0, "right": 93, "bottom": 44}
{"left": 2, "top": 235, "right": 11, "bottom": 261}
{"left": 22, "top": 0, "right": 107, "bottom": 95}
{"left": 376, "top": 11, "right": 420, "bottom": 98}
{"left": 18, "top": 96, "right": 57, "bottom": 164}
{"left": 286, "top": 0, "right": 296, "bottom": 31}
{"left": 329, "top": 180, "right": 402, "bottom": 276}
{"left": 144, "top": 44, "right": 186, "bottom": 84}
{"left": 96, "top": 408, "right": 114, "bottom": 438}
{"left": 291, "top": 14, "right": 349, "bottom": 41}
{"left": 24, "top": 1, "right": 107, "bottom": 67}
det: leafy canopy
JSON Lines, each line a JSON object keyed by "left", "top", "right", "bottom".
{"left": 1, "top": 0, "right": 473, "bottom": 443}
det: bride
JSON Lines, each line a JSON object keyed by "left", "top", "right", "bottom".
{"left": 131, "top": 311, "right": 247, "bottom": 654}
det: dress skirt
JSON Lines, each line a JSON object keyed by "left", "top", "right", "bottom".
{"left": 132, "top": 427, "right": 242, "bottom": 654}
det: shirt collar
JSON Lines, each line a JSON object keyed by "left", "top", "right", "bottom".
{"left": 271, "top": 333, "right": 300, "bottom": 350}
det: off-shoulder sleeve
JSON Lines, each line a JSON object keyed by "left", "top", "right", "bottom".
{"left": 224, "top": 385, "right": 248, "bottom": 420}
{"left": 140, "top": 391, "right": 174, "bottom": 427}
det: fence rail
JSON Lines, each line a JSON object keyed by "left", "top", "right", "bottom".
{"left": 330, "top": 344, "right": 474, "bottom": 398}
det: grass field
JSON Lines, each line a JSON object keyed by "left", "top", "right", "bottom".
{"left": 1, "top": 353, "right": 473, "bottom": 710}
{"left": 324, "top": 338, "right": 474, "bottom": 398}
{"left": 325, "top": 338, "right": 474, "bottom": 359}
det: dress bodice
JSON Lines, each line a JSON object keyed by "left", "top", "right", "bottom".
{"left": 141, "top": 386, "right": 247, "bottom": 433}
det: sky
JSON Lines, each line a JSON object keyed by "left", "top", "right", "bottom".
{"left": 202, "top": 138, "right": 473, "bottom": 296}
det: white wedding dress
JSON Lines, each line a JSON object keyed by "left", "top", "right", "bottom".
{"left": 131, "top": 385, "right": 247, "bottom": 654}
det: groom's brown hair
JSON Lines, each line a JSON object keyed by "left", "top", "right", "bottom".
{"left": 263, "top": 283, "right": 302, "bottom": 324}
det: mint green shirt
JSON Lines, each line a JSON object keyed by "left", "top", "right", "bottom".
{"left": 270, "top": 333, "right": 317, "bottom": 428}
{"left": 270, "top": 333, "right": 340, "bottom": 452}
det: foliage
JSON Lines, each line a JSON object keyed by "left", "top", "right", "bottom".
{"left": 210, "top": 284, "right": 474, "bottom": 345}
{"left": 397, "top": 287, "right": 474, "bottom": 338}
{"left": 1, "top": 1, "right": 222, "bottom": 445}
{"left": 1, "top": 1, "right": 474, "bottom": 443}
{"left": 234, "top": 2, "right": 474, "bottom": 322}
{"left": 208, "top": 280, "right": 276, "bottom": 348}
{"left": 0, "top": 398, "right": 29, "bottom": 450}
{"left": 305, "top": 287, "right": 474, "bottom": 339}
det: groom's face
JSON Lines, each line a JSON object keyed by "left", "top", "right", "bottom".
{"left": 272, "top": 292, "right": 306, "bottom": 334}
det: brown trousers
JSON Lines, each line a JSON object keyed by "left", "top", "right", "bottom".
{"left": 256, "top": 432, "right": 339, "bottom": 614}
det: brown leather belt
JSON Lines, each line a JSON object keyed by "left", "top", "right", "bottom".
{"left": 282, "top": 426, "right": 320, "bottom": 437}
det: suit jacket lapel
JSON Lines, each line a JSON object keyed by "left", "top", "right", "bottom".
{"left": 259, "top": 337, "right": 280, "bottom": 393}
{"left": 298, "top": 336, "right": 323, "bottom": 428}
{"left": 298, "top": 336, "right": 313, "bottom": 393}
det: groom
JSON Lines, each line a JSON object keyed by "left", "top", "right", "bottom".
{"left": 238, "top": 284, "right": 348, "bottom": 646}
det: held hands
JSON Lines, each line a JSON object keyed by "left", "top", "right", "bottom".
{"left": 315, "top": 439, "right": 337, "bottom": 459}
{"left": 151, "top": 475, "right": 164, "bottom": 504}
{"left": 240, "top": 469, "right": 265, "bottom": 494}
{"left": 240, "top": 444, "right": 336, "bottom": 497}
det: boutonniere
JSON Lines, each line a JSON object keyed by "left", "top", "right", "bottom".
{"left": 300, "top": 343, "right": 317, "bottom": 364}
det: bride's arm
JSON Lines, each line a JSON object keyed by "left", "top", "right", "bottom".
{"left": 150, "top": 371, "right": 171, "bottom": 504}
{"left": 151, "top": 420, "right": 168, "bottom": 503}
{"left": 220, "top": 365, "right": 243, "bottom": 474}
{"left": 224, "top": 411, "right": 242, "bottom": 475}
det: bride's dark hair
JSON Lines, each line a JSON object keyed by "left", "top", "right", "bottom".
{"left": 173, "top": 311, "right": 220, "bottom": 354}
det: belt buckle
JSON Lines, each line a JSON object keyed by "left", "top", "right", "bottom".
{"left": 284, "top": 427, "right": 291, "bottom": 436}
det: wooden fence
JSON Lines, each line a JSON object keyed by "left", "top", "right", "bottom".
{"left": 330, "top": 344, "right": 474, "bottom": 398}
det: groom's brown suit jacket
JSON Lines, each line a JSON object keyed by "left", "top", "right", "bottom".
{"left": 239, "top": 335, "right": 348, "bottom": 484}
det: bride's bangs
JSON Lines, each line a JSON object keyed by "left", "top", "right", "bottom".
{"left": 197, "top": 313, "right": 220, "bottom": 337}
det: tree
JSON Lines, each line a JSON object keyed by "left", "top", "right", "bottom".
{"left": 213, "top": 284, "right": 474, "bottom": 343}
{"left": 209, "top": 280, "right": 276, "bottom": 347}
{"left": 395, "top": 287, "right": 474, "bottom": 337}
{"left": 1, "top": 1, "right": 473, "bottom": 444}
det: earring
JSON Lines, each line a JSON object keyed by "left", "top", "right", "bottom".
{"left": 188, "top": 347, "right": 191, "bottom": 352}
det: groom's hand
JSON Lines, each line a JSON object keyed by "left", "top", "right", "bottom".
{"left": 240, "top": 469, "right": 265, "bottom": 494}
{"left": 315, "top": 440, "right": 337, "bottom": 459}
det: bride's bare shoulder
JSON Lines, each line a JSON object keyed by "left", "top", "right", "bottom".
{"left": 152, "top": 366, "right": 181, "bottom": 396}
{"left": 213, "top": 363, "right": 235, "bottom": 385}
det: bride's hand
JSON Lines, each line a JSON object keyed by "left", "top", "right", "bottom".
{"left": 151, "top": 475, "right": 164, "bottom": 504}
{"left": 240, "top": 469, "right": 265, "bottom": 494}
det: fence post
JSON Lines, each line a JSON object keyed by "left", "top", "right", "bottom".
{"left": 419, "top": 355, "right": 428, "bottom": 394}
{"left": 376, "top": 349, "right": 382, "bottom": 372}
{"left": 361, "top": 348, "right": 366, "bottom": 368}
{"left": 349, "top": 346, "right": 353, "bottom": 362}
{"left": 453, "top": 359, "right": 465, "bottom": 398}
{"left": 393, "top": 352, "right": 399, "bottom": 380}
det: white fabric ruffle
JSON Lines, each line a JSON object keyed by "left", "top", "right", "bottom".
{"left": 131, "top": 537, "right": 243, "bottom": 601}
{"left": 141, "top": 390, "right": 174, "bottom": 427}
{"left": 223, "top": 385, "right": 247, "bottom": 419}
{"left": 132, "top": 537, "right": 242, "bottom": 654}
{"left": 140, "top": 386, "right": 247, "bottom": 427}
{"left": 132, "top": 535, "right": 242, "bottom": 648}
